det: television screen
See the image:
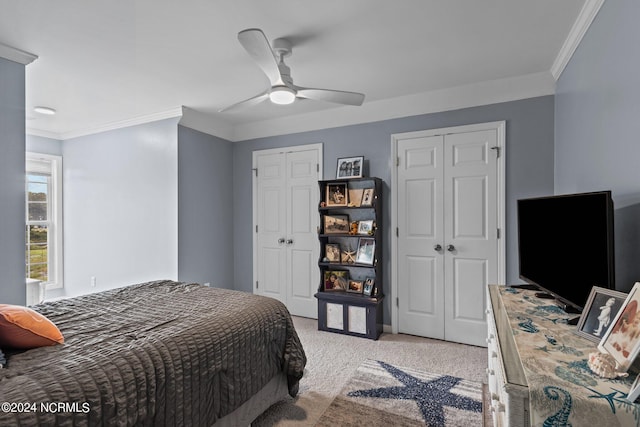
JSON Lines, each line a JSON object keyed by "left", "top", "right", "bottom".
{"left": 517, "top": 191, "right": 615, "bottom": 310}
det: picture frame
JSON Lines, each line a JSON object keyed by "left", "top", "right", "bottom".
{"left": 357, "top": 219, "right": 374, "bottom": 235}
{"left": 325, "top": 183, "right": 348, "bottom": 206}
{"left": 361, "top": 188, "right": 375, "bottom": 207}
{"left": 348, "top": 188, "right": 364, "bottom": 207}
{"left": 347, "top": 279, "right": 364, "bottom": 293}
{"left": 324, "top": 243, "right": 341, "bottom": 263}
{"left": 324, "top": 270, "right": 348, "bottom": 291}
{"left": 355, "top": 237, "right": 376, "bottom": 265}
{"left": 323, "top": 215, "right": 349, "bottom": 234}
{"left": 363, "top": 277, "right": 375, "bottom": 296}
{"left": 598, "top": 282, "right": 640, "bottom": 371}
{"left": 575, "top": 286, "right": 627, "bottom": 342}
{"left": 336, "top": 156, "right": 364, "bottom": 179}
{"left": 627, "top": 373, "right": 640, "bottom": 403}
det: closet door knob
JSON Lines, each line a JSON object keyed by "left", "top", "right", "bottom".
{"left": 278, "top": 238, "right": 286, "bottom": 244}
{"left": 433, "top": 244, "right": 442, "bottom": 251}
{"left": 286, "top": 239, "right": 294, "bottom": 245}
{"left": 447, "top": 244, "right": 456, "bottom": 252}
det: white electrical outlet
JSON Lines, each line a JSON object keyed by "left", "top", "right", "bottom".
{"left": 90, "top": 276, "right": 96, "bottom": 287}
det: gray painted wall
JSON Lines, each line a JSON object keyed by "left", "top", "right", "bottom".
{"left": 177, "top": 125, "right": 234, "bottom": 288}
{"left": 26, "top": 134, "right": 62, "bottom": 155}
{"left": 62, "top": 118, "right": 180, "bottom": 297}
{"left": 0, "top": 58, "right": 27, "bottom": 305}
{"left": 233, "top": 96, "right": 555, "bottom": 322}
{"left": 555, "top": 0, "right": 640, "bottom": 292}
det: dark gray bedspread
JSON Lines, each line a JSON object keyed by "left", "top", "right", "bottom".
{"left": 0, "top": 280, "right": 306, "bottom": 426}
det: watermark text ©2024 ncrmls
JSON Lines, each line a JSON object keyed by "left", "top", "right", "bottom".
{"left": 1, "top": 401, "right": 91, "bottom": 414}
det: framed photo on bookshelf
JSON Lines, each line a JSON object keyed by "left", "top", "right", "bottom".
{"left": 348, "top": 188, "right": 364, "bottom": 207}
{"left": 363, "top": 277, "right": 375, "bottom": 296}
{"left": 324, "top": 270, "right": 348, "bottom": 291}
{"left": 357, "top": 220, "right": 374, "bottom": 235}
{"left": 575, "top": 286, "right": 627, "bottom": 342}
{"left": 336, "top": 156, "right": 363, "bottom": 179}
{"left": 323, "top": 215, "right": 349, "bottom": 234}
{"left": 326, "top": 183, "right": 348, "bottom": 206}
{"left": 348, "top": 280, "right": 364, "bottom": 293}
{"left": 361, "top": 188, "right": 374, "bottom": 206}
{"left": 325, "top": 243, "right": 341, "bottom": 263}
{"left": 355, "top": 237, "right": 375, "bottom": 265}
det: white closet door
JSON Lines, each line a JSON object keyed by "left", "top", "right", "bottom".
{"left": 254, "top": 145, "right": 321, "bottom": 319}
{"left": 394, "top": 124, "right": 502, "bottom": 346}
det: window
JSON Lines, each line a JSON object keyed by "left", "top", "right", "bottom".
{"left": 26, "top": 153, "right": 63, "bottom": 289}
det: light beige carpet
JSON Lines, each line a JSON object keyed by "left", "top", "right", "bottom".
{"left": 252, "top": 317, "right": 488, "bottom": 426}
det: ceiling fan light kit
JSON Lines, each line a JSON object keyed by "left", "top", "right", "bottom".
{"left": 269, "top": 86, "right": 296, "bottom": 105}
{"left": 220, "top": 28, "right": 365, "bottom": 112}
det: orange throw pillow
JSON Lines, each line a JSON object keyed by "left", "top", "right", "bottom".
{"left": 0, "top": 304, "right": 64, "bottom": 349}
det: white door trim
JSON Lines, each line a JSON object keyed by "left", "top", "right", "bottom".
{"left": 390, "top": 121, "right": 506, "bottom": 334}
{"left": 252, "top": 143, "right": 324, "bottom": 295}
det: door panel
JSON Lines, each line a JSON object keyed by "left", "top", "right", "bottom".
{"left": 285, "top": 149, "right": 319, "bottom": 318}
{"left": 397, "top": 135, "right": 445, "bottom": 338}
{"left": 444, "top": 129, "right": 497, "bottom": 346}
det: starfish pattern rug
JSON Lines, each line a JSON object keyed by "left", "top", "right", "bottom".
{"left": 316, "top": 359, "right": 483, "bottom": 427}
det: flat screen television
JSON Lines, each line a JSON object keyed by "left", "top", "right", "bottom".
{"left": 517, "top": 191, "right": 615, "bottom": 312}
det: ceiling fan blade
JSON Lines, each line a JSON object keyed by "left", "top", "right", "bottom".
{"left": 219, "top": 91, "right": 269, "bottom": 112}
{"left": 238, "top": 28, "right": 282, "bottom": 86}
{"left": 296, "top": 87, "right": 365, "bottom": 106}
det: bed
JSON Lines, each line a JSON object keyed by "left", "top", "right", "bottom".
{"left": 0, "top": 280, "right": 306, "bottom": 426}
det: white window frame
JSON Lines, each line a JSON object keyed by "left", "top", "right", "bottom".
{"left": 26, "top": 152, "right": 64, "bottom": 289}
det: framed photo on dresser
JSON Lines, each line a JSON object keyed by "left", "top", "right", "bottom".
{"left": 598, "top": 282, "right": 640, "bottom": 371}
{"left": 575, "top": 286, "right": 627, "bottom": 342}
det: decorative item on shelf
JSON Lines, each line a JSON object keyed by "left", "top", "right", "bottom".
{"left": 336, "top": 156, "right": 364, "bottom": 179}
{"left": 348, "top": 188, "right": 364, "bottom": 207}
{"left": 361, "top": 188, "right": 374, "bottom": 207}
{"left": 355, "top": 237, "right": 375, "bottom": 265}
{"left": 324, "top": 271, "right": 348, "bottom": 292}
{"left": 598, "top": 282, "right": 640, "bottom": 372}
{"left": 326, "top": 183, "right": 348, "bottom": 206}
{"left": 575, "top": 286, "right": 627, "bottom": 342}
{"left": 349, "top": 221, "right": 359, "bottom": 235}
{"left": 357, "top": 220, "right": 374, "bottom": 235}
{"left": 587, "top": 351, "right": 628, "bottom": 379}
{"left": 341, "top": 247, "right": 356, "bottom": 264}
{"left": 348, "top": 280, "right": 364, "bottom": 293}
{"left": 324, "top": 215, "right": 349, "bottom": 234}
{"left": 325, "top": 243, "right": 341, "bottom": 263}
{"left": 363, "top": 277, "right": 375, "bottom": 297}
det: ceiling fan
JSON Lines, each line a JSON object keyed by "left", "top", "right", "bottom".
{"left": 220, "top": 28, "right": 365, "bottom": 112}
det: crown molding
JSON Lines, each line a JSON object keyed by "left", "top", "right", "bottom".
{"left": 0, "top": 43, "right": 38, "bottom": 65}
{"left": 27, "top": 107, "right": 184, "bottom": 140}
{"left": 26, "top": 72, "right": 555, "bottom": 142}
{"left": 551, "top": 0, "right": 605, "bottom": 80}
{"left": 231, "top": 71, "right": 555, "bottom": 141}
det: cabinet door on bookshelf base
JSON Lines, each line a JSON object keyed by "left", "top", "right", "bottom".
{"left": 315, "top": 293, "right": 383, "bottom": 340}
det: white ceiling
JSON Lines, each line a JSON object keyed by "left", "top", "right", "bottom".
{"left": 0, "top": 0, "right": 592, "bottom": 141}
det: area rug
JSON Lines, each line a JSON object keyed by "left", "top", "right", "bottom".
{"left": 316, "top": 359, "right": 483, "bottom": 427}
